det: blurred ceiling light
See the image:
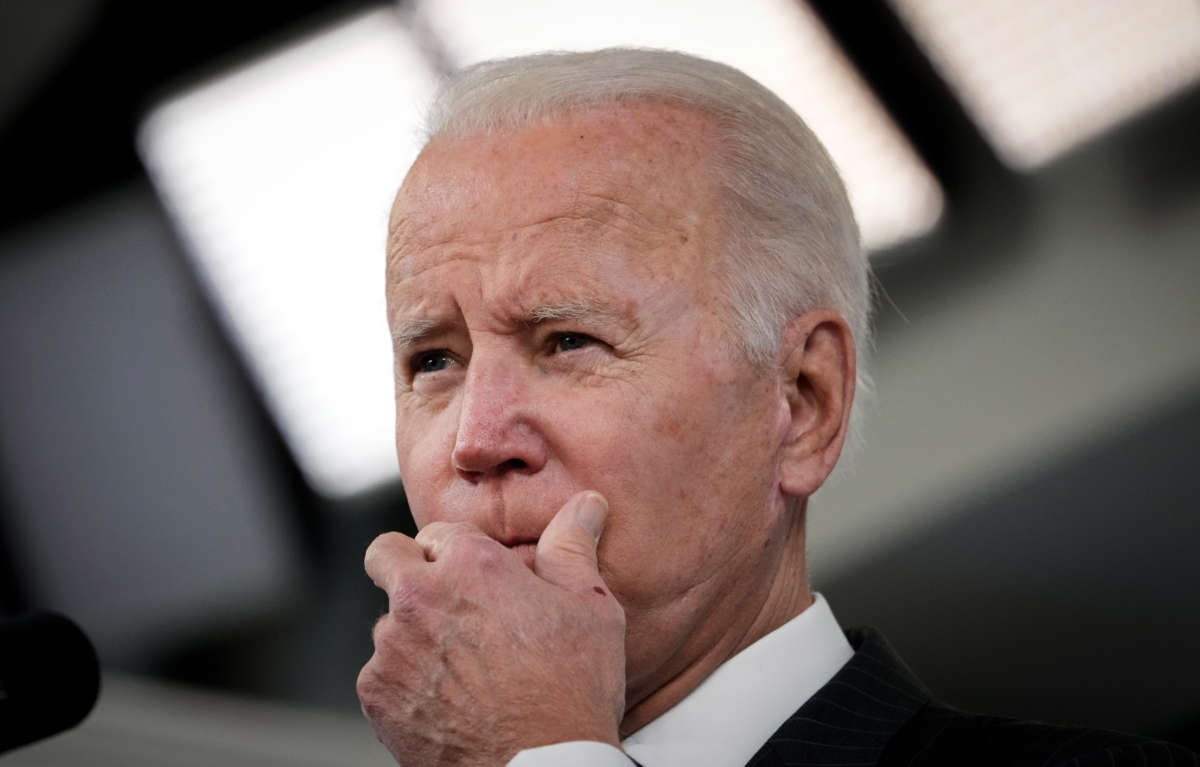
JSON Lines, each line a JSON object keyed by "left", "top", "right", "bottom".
{"left": 890, "top": 0, "right": 1200, "bottom": 169}
{"left": 139, "top": 8, "right": 436, "bottom": 498}
{"left": 414, "top": 0, "right": 944, "bottom": 251}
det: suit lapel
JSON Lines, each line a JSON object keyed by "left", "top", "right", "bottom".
{"left": 746, "top": 628, "right": 931, "bottom": 767}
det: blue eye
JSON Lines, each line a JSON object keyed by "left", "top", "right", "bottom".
{"left": 412, "top": 350, "right": 453, "bottom": 374}
{"left": 553, "top": 333, "right": 595, "bottom": 353}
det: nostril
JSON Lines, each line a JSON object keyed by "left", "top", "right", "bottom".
{"left": 498, "top": 458, "right": 528, "bottom": 473}
{"left": 452, "top": 448, "right": 532, "bottom": 478}
{"left": 454, "top": 457, "right": 528, "bottom": 482}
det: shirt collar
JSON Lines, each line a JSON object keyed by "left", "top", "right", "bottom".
{"left": 621, "top": 592, "right": 852, "bottom": 767}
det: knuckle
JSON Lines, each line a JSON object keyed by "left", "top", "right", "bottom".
{"left": 355, "top": 660, "right": 375, "bottom": 696}
{"left": 415, "top": 521, "right": 493, "bottom": 553}
{"left": 388, "top": 575, "right": 433, "bottom": 617}
{"left": 364, "top": 531, "right": 406, "bottom": 568}
{"left": 355, "top": 659, "right": 384, "bottom": 711}
{"left": 413, "top": 520, "right": 471, "bottom": 551}
{"left": 456, "top": 533, "right": 498, "bottom": 560}
{"left": 369, "top": 615, "right": 409, "bottom": 660}
{"left": 437, "top": 528, "right": 501, "bottom": 567}
{"left": 369, "top": 614, "right": 391, "bottom": 645}
{"left": 413, "top": 520, "right": 452, "bottom": 544}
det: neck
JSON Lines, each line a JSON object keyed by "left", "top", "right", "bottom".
{"left": 618, "top": 505, "right": 811, "bottom": 736}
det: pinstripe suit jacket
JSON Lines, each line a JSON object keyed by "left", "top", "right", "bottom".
{"left": 744, "top": 628, "right": 1197, "bottom": 767}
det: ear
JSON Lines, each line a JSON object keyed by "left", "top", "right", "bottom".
{"left": 778, "top": 309, "right": 856, "bottom": 499}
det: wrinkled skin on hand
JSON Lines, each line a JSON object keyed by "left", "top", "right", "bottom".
{"left": 357, "top": 492, "right": 625, "bottom": 767}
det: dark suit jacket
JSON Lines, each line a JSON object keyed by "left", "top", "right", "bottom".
{"left": 745, "top": 628, "right": 1197, "bottom": 767}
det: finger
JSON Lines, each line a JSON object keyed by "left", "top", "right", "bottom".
{"left": 535, "top": 491, "right": 609, "bottom": 594}
{"left": 413, "top": 520, "right": 495, "bottom": 563}
{"left": 364, "top": 531, "right": 425, "bottom": 593}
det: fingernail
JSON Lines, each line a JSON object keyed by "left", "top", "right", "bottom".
{"left": 577, "top": 492, "right": 608, "bottom": 540}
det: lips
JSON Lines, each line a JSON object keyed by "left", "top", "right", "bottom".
{"left": 427, "top": 485, "right": 563, "bottom": 571}
{"left": 437, "top": 485, "right": 558, "bottom": 541}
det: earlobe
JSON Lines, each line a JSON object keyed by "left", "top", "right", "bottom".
{"left": 777, "top": 310, "right": 856, "bottom": 499}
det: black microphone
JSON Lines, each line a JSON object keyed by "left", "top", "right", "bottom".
{"left": 0, "top": 612, "right": 100, "bottom": 754}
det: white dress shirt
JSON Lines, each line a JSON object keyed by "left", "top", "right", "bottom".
{"left": 508, "top": 593, "right": 852, "bottom": 767}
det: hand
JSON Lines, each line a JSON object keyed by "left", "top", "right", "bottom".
{"left": 357, "top": 491, "right": 626, "bottom": 767}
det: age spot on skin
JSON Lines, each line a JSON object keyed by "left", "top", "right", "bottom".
{"left": 655, "top": 412, "right": 685, "bottom": 441}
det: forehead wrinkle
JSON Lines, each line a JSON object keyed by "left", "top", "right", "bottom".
{"left": 387, "top": 129, "right": 711, "bottom": 282}
{"left": 387, "top": 216, "right": 605, "bottom": 290}
{"left": 386, "top": 204, "right": 424, "bottom": 278}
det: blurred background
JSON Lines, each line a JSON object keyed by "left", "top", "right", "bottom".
{"left": 1, "top": 0, "right": 1198, "bottom": 762}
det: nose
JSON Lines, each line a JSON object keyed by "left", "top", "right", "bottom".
{"left": 450, "top": 355, "right": 547, "bottom": 480}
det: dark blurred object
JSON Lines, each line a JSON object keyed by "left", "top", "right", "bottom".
{"left": 827, "top": 389, "right": 1200, "bottom": 750}
{"left": 0, "top": 184, "right": 308, "bottom": 690}
{"left": 0, "top": 0, "right": 374, "bottom": 234}
{"left": 0, "top": 612, "right": 100, "bottom": 754}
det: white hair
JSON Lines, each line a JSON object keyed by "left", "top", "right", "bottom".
{"left": 423, "top": 48, "right": 874, "bottom": 465}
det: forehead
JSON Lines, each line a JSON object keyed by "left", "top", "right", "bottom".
{"left": 386, "top": 103, "right": 721, "bottom": 285}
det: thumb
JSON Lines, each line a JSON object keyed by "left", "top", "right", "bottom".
{"left": 535, "top": 491, "right": 609, "bottom": 593}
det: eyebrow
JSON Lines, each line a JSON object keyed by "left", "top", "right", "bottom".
{"left": 525, "top": 300, "right": 611, "bottom": 324}
{"left": 390, "top": 317, "right": 440, "bottom": 350}
{"left": 390, "top": 299, "right": 628, "bottom": 350}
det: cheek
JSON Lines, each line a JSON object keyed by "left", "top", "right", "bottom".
{"left": 394, "top": 405, "right": 458, "bottom": 529}
{"left": 585, "top": 396, "right": 736, "bottom": 589}
{"left": 645, "top": 365, "right": 774, "bottom": 488}
{"left": 641, "top": 373, "right": 781, "bottom": 533}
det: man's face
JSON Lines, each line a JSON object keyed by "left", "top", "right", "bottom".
{"left": 385, "top": 105, "right": 794, "bottom": 708}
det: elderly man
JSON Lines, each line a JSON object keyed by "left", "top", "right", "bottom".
{"left": 356, "top": 49, "right": 1194, "bottom": 767}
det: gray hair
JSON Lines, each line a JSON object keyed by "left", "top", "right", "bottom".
{"left": 423, "top": 48, "right": 873, "bottom": 465}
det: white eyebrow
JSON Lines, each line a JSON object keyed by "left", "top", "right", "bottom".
{"left": 390, "top": 300, "right": 625, "bottom": 349}
{"left": 390, "top": 317, "right": 440, "bottom": 349}
{"left": 525, "top": 300, "right": 601, "bottom": 324}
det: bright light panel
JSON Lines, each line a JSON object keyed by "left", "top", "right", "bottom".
{"left": 139, "top": 8, "right": 437, "bottom": 498}
{"left": 414, "top": 0, "right": 944, "bottom": 251}
{"left": 890, "top": 0, "right": 1200, "bottom": 169}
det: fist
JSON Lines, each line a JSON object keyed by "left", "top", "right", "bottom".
{"left": 356, "top": 491, "right": 626, "bottom": 767}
